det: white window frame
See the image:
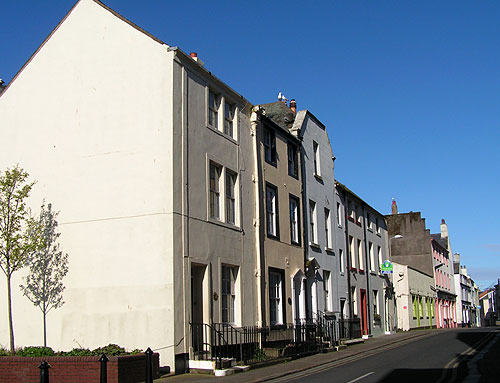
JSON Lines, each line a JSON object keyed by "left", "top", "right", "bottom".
{"left": 349, "top": 236, "right": 356, "bottom": 269}
{"left": 266, "top": 184, "right": 279, "bottom": 238}
{"left": 309, "top": 200, "right": 318, "bottom": 245}
{"left": 313, "top": 141, "right": 321, "bottom": 177}
{"left": 339, "top": 249, "right": 345, "bottom": 273}
{"left": 208, "top": 90, "right": 220, "bottom": 130}
{"left": 221, "top": 265, "right": 237, "bottom": 324}
{"left": 324, "top": 208, "right": 332, "bottom": 250}
{"left": 337, "top": 202, "right": 342, "bottom": 226}
{"left": 289, "top": 195, "right": 300, "bottom": 245}
{"left": 224, "top": 100, "right": 235, "bottom": 138}
{"left": 352, "top": 287, "right": 358, "bottom": 316}
{"left": 377, "top": 246, "right": 383, "bottom": 273}
{"left": 323, "top": 270, "right": 332, "bottom": 312}
{"left": 225, "top": 169, "right": 237, "bottom": 225}
{"left": 269, "top": 270, "right": 283, "bottom": 325}
{"left": 373, "top": 290, "right": 379, "bottom": 315}
{"left": 209, "top": 162, "right": 222, "bottom": 220}
{"left": 358, "top": 239, "right": 364, "bottom": 271}
{"left": 369, "top": 242, "right": 375, "bottom": 272}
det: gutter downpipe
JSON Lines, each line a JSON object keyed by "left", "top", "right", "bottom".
{"left": 251, "top": 106, "right": 264, "bottom": 330}
{"left": 342, "top": 188, "right": 353, "bottom": 321}
{"left": 362, "top": 203, "right": 372, "bottom": 335}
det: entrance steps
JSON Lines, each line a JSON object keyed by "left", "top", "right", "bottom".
{"left": 188, "top": 358, "right": 250, "bottom": 376}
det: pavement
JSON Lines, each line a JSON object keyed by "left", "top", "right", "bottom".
{"left": 153, "top": 329, "right": 438, "bottom": 383}
{"left": 153, "top": 327, "right": 500, "bottom": 383}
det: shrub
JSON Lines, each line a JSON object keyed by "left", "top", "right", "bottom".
{"left": 16, "top": 346, "right": 55, "bottom": 357}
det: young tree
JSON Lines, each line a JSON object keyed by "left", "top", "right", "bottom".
{"left": 20, "top": 203, "right": 68, "bottom": 347}
{"left": 0, "top": 166, "right": 42, "bottom": 354}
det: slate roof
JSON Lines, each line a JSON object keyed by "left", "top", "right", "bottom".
{"left": 261, "top": 101, "right": 296, "bottom": 130}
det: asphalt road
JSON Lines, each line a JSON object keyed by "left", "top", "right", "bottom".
{"left": 266, "top": 328, "right": 497, "bottom": 383}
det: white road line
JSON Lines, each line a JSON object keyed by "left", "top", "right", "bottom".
{"left": 346, "top": 371, "right": 375, "bottom": 383}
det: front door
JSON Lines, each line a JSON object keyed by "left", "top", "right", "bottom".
{"left": 191, "top": 264, "right": 206, "bottom": 352}
{"left": 360, "top": 289, "right": 368, "bottom": 335}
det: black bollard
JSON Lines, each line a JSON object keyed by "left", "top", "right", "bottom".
{"left": 38, "top": 360, "right": 50, "bottom": 383}
{"left": 99, "top": 354, "right": 109, "bottom": 383}
{"left": 145, "top": 347, "right": 153, "bottom": 383}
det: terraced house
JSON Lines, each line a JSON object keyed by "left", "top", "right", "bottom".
{"left": 0, "top": 0, "right": 258, "bottom": 373}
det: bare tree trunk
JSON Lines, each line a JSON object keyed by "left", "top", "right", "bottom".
{"left": 7, "top": 274, "right": 15, "bottom": 354}
{"left": 43, "top": 309, "right": 47, "bottom": 347}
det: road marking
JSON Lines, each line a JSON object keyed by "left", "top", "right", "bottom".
{"left": 346, "top": 372, "right": 375, "bottom": 383}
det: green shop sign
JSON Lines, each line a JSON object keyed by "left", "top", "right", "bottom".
{"left": 381, "top": 260, "right": 393, "bottom": 274}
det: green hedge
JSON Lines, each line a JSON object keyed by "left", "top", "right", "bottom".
{"left": 0, "top": 344, "right": 143, "bottom": 357}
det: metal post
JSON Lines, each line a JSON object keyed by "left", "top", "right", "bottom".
{"left": 99, "top": 354, "right": 108, "bottom": 383}
{"left": 145, "top": 347, "right": 153, "bottom": 383}
{"left": 38, "top": 360, "right": 50, "bottom": 383}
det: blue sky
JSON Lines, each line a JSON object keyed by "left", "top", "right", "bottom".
{"left": 1, "top": 1, "right": 499, "bottom": 289}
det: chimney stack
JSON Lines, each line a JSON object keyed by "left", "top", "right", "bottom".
{"left": 189, "top": 52, "right": 204, "bottom": 66}
{"left": 290, "top": 99, "right": 296, "bottom": 113}
{"left": 440, "top": 219, "right": 448, "bottom": 239}
{"left": 391, "top": 199, "right": 398, "bottom": 215}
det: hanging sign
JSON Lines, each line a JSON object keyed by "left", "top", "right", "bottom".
{"left": 381, "top": 260, "right": 393, "bottom": 274}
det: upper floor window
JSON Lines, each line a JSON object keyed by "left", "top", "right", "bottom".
{"left": 358, "top": 239, "right": 364, "bottom": 270}
{"left": 225, "top": 170, "right": 237, "bottom": 225}
{"left": 369, "top": 242, "right": 375, "bottom": 272}
{"left": 209, "top": 162, "right": 222, "bottom": 219}
{"left": 323, "top": 270, "right": 332, "bottom": 311}
{"left": 377, "top": 246, "right": 382, "bottom": 272}
{"left": 337, "top": 202, "right": 342, "bottom": 226}
{"left": 367, "top": 213, "right": 372, "bottom": 230}
{"left": 309, "top": 200, "right": 318, "bottom": 245}
{"left": 339, "top": 249, "right": 345, "bottom": 273}
{"left": 325, "top": 208, "right": 332, "bottom": 249}
{"left": 264, "top": 128, "right": 277, "bottom": 165}
{"left": 266, "top": 183, "right": 279, "bottom": 238}
{"left": 289, "top": 195, "right": 300, "bottom": 245}
{"left": 287, "top": 142, "right": 298, "bottom": 178}
{"left": 348, "top": 200, "right": 355, "bottom": 222}
{"left": 349, "top": 236, "right": 356, "bottom": 268}
{"left": 208, "top": 90, "right": 220, "bottom": 130}
{"left": 224, "top": 102, "right": 234, "bottom": 138}
{"left": 313, "top": 141, "right": 321, "bottom": 177}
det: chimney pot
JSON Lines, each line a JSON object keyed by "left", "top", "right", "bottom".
{"left": 391, "top": 199, "right": 398, "bottom": 215}
{"left": 190, "top": 52, "right": 198, "bottom": 58}
{"left": 441, "top": 219, "right": 445, "bottom": 224}
{"left": 290, "top": 99, "right": 296, "bottom": 113}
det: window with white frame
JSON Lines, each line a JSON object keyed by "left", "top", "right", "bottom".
{"left": 323, "top": 270, "right": 331, "bottom": 311}
{"left": 221, "top": 265, "right": 237, "bottom": 323}
{"left": 224, "top": 101, "right": 234, "bottom": 138}
{"left": 309, "top": 200, "right": 317, "bottom": 245}
{"left": 313, "top": 141, "right": 321, "bottom": 177}
{"left": 325, "top": 208, "right": 332, "bottom": 249}
{"left": 376, "top": 218, "right": 380, "bottom": 234}
{"left": 269, "top": 270, "right": 283, "bottom": 325}
{"left": 367, "top": 213, "right": 372, "bottom": 230}
{"left": 377, "top": 246, "right": 382, "bottom": 272}
{"left": 339, "top": 249, "right": 345, "bottom": 273}
{"left": 369, "top": 242, "right": 375, "bottom": 272}
{"left": 356, "top": 205, "right": 362, "bottom": 225}
{"left": 266, "top": 183, "right": 279, "bottom": 238}
{"left": 337, "top": 202, "right": 342, "bottom": 226}
{"left": 340, "top": 298, "right": 347, "bottom": 318}
{"left": 209, "top": 162, "right": 222, "bottom": 219}
{"left": 208, "top": 90, "right": 219, "bottom": 130}
{"left": 349, "top": 236, "right": 356, "bottom": 268}
{"left": 287, "top": 142, "right": 298, "bottom": 178}
{"left": 264, "top": 128, "right": 277, "bottom": 165}
{"left": 348, "top": 200, "right": 355, "bottom": 221}
{"left": 358, "top": 239, "right": 364, "bottom": 270}
{"left": 352, "top": 287, "right": 357, "bottom": 316}
{"left": 289, "top": 195, "right": 300, "bottom": 245}
{"left": 373, "top": 290, "right": 379, "bottom": 315}
{"left": 225, "top": 170, "right": 237, "bottom": 225}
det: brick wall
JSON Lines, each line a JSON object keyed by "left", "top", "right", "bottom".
{"left": 0, "top": 353, "right": 160, "bottom": 383}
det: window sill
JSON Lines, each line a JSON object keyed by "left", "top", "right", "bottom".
{"left": 367, "top": 228, "right": 373, "bottom": 233}
{"left": 348, "top": 217, "right": 355, "bottom": 223}
{"left": 356, "top": 221, "right": 362, "bottom": 227}
{"left": 314, "top": 174, "right": 323, "bottom": 182}
{"left": 350, "top": 267, "right": 357, "bottom": 272}
{"left": 267, "top": 233, "right": 280, "bottom": 241}
{"left": 359, "top": 269, "right": 365, "bottom": 274}
{"left": 207, "top": 217, "right": 242, "bottom": 232}
{"left": 206, "top": 124, "right": 238, "bottom": 144}
{"left": 291, "top": 241, "right": 301, "bottom": 247}
{"left": 376, "top": 232, "right": 381, "bottom": 237}
{"left": 325, "top": 247, "right": 335, "bottom": 254}
{"left": 310, "top": 242, "right": 321, "bottom": 250}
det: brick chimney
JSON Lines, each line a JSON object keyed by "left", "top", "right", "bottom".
{"left": 391, "top": 199, "right": 398, "bottom": 215}
{"left": 440, "top": 219, "right": 448, "bottom": 239}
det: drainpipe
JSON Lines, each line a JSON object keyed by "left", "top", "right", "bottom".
{"left": 342, "top": 189, "right": 353, "bottom": 320}
{"left": 251, "top": 106, "right": 264, "bottom": 328}
{"left": 362, "top": 203, "right": 372, "bottom": 335}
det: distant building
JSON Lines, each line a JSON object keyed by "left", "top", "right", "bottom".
{"left": 386, "top": 210, "right": 457, "bottom": 329}
{"left": 479, "top": 289, "right": 497, "bottom": 326}
{"left": 335, "top": 182, "right": 392, "bottom": 337}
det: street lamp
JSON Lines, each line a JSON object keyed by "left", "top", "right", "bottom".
{"left": 389, "top": 235, "right": 403, "bottom": 260}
